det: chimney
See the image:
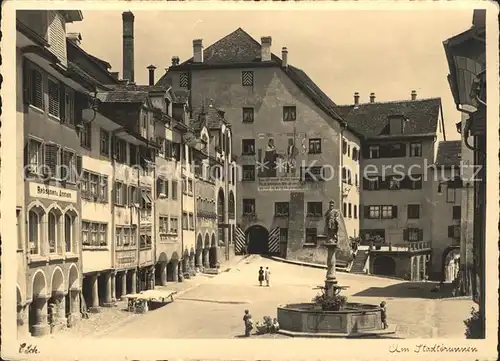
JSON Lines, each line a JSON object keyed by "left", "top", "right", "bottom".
{"left": 354, "top": 92, "right": 360, "bottom": 105}
{"left": 171, "top": 56, "right": 180, "bottom": 66}
{"left": 411, "top": 90, "right": 417, "bottom": 100}
{"left": 281, "top": 47, "right": 288, "bottom": 68}
{"left": 147, "top": 65, "right": 156, "bottom": 86}
{"left": 67, "top": 32, "right": 82, "bottom": 46}
{"left": 369, "top": 92, "right": 376, "bottom": 103}
{"left": 261, "top": 36, "right": 272, "bottom": 62}
{"left": 193, "top": 39, "right": 203, "bottom": 63}
{"left": 122, "top": 11, "right": 135, "bottom": 83}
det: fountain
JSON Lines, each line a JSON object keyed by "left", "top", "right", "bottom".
{"left": 277, "top": 201, "right": 396, "bottom": 337}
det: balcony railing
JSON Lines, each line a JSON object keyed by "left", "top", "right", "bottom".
{"left": 370, "top": 241, "right": 432, "bottom": 252}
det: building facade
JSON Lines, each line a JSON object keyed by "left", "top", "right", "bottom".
{"left": 337, "top": 93, "right": 449, "bottom": 280}
{"left": 16, "top": 10, "right": 86, "bottom": 336}
{"left": 443, "top": 9, "right": 486, "bottom": 336}
{"left": 159, "top": 29, "right": 361, "bottom": 265}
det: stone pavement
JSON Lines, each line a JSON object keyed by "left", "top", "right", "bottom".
{"left": 51, "top": 255, "right": 474, "bottom": 339}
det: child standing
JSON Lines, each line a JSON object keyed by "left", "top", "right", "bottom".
{"left": 258, "top": 266, "right": 264, "bottom": 286}
{"left": 243, "top": 309, "right": 253, "bottom": 337}
{"left": 380, "top": 301, "right": 388, "bottom": 329}
{"left": 265, "top": 267, "right": 271, "bottom": 287}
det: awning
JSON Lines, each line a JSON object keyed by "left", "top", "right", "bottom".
{"left": 141, "top": 190, "right": 153, "bottom": 204}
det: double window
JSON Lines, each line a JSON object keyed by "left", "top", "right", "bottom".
{"left": 283, "top": 106, "right": 296, "bottom": 121}
{"left": 243, "top": 199, "right": 256, "bottom": 215}
{"left": 159, "top": 216, "right": 169, "bottom": 234}
{"left": 81, "top": 170, "right": 108, "bottom": 202}
{"left": 364, "top": 205, "right": 397, "bottom": 219}
{"left": 307, "top": 202, "right": 322, "bottom": 217}
{"left": 82, "top": 221, "right": 108, "bottom": 247}
{"left": 242, "top": 165, "right": 255, "bottom": 181}
{"left": 274, "top": 202, "right": 289, "bottom": 217}
{"left": 308, "top": 138, "right": 321, "bottom": 154}
{"left": 306, "top": 228, "right": 318, "bottom": 244}
{"left": 170, "top": 217, "right": 178, "bottom": 234}
{"left": 407, "top": 204, "right": 420, "bottom": 219}
{"left": 242, "top": 139, "right": 255, "bottom": 155}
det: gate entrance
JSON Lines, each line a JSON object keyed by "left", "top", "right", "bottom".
{"left": 246, "top": 225, "right": 269, "bottom": 255}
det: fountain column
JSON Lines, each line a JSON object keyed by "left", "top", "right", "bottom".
{"left": 324, "top": 242, "right": 338, "bottom": 297}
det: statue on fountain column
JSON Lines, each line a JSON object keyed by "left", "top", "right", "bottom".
{"left": 324, "top": 200, "right": 339, "bottom": 245}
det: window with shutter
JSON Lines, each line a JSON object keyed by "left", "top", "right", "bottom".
{"left": 61, "top": 150, "right": 73, "bottom": 182}
{"left": 363, "top": 206, "right": 370, "bottom": 218}
{"left": 48, "top": 78, "right": 60, "bottom": 118}
{"left": 27, "top": 138, "right": 43, "bottom": 172}
{"left": 80, "top": 122, "right": 91, "bottom": 148}
{"left": 30, "top": 68, "right": 44, "bottom": 109}
{"left": 392, "top": 205, "right": 398, "bottom": 218}
{"left": 76, "top": 155, "right": 82, "bottom": 179}
{"left": 448, "top": 225, "right": 454, "bottom": 237}
{"left": 403, "top": 228, "right": 409, "bottom": 241}
{"left": 44, "top": 143, "right": 59, "bottom": 178}
{"left": 407, "top": 204, "right": 420, "bottom": 219}
{"left": 63, "top": 89, "right": 75, "bottom": 125}
{"left": 452, "top": 206, "right": 461, "bottom": 220}
{"left": 381, "top": 205, "right": 392, "bottom": 218}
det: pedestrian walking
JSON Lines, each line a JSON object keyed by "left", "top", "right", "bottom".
{"left": 258, "top": 266, "right": 264, "bottom": 286}
{"left": 243, "top": 309, "right": 253, "bottom": 337}
{"left": 380, "top": 301, "right": 388, "bottom": 329}
{"left": 265, "top": 267, "right": 271, "bottom": 287}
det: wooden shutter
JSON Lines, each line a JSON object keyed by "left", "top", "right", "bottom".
{"left": 418, "top": 229, "right": 423, "bottom": 241}
{"left": 44, "top": 143, "right": 58, "bottom": 177}
{"left": 448, "top": 226, "right": 454, "bottom": 237}
{"left": 156, "top": 177, "right": 162, "bottom": 198}
{"left": 403, "top": 228, "right": 409, "bottom": 241}
{"left": 74, "top": 92, "right": 87, "bottom": 126}
{"left": 76, "top": 155, "right": 82, "bottom": 179}
{"left": 61, "top": 150, "right": 71, "bottom": 180}
{"left": 123, "top": 184, "right": 128, "bottom": 205}
{"left": 392, "top": 206, "right": 398, "bottom": 218}
{"left": 59, "top": 85, "right": 66, "bottom": 123}
{"left": 362, "top": 177, "right": 370, "bottom": 190}
{"left": 112, "top": 182, "right": 117, "bottom": 204}
{"left": 363, "top": 206, "right": 370, "bottom": 218}
{"left": 23, "top": 59, "right": 32, "bottom": 105}
{"left": 379, "top": 176, "right": 388, "bottom": 190}
{"left": 453, "top": 206, "right": 461, "bottom": 220}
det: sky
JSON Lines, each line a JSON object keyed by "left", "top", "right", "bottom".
{"left": 68, "top": 10, "right": 474, "bottom": 141}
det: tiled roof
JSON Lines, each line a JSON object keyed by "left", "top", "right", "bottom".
{"left": 97, "top": 90, "right": 148, "bottom": 103}
{"left": 157, "top": 28, "right": 349, "bottom": 131}
{"left": 179, "top": 28, "right": 281, "bottom": 66}
{"left": 435, "top": 140, "right": 462, "bottom": 167}
{"left": 191, "top": 106, "right": 228, "bottom": 130}
{"left": 119, "top": 84, "right": 167, "bottom": 93}
{"left": 335, "top": 98, "right": 442, "bottom": 138}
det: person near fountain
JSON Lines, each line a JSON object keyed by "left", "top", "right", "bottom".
{"left": 324, "top": 200, "right": 339, "bottom": 244}
{"left": 271, "top": 318, "right": 280, "bottom": 333}
{"left": 258, "top": 266, "right": 264, "bottom": 286}
{"left": 243, "top": 309, "right": 253, "bottom": 337}
{"left": 265, "top": 267, "right": 271, "bottom": 287}
{"left": 380, "top": 301, "right": 388, "bottom": 329}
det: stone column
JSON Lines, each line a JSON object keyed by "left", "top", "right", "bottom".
{"left": 196, "top": 250, "right": 202, "bottom": 270}
{"left": 160, "top": 263, "right": 167, "bottom": 286}
{"left": 110, "top": 272, "right": 117, "bottom": 302}
{"left": 172, "top": 261, "right": 179, "bottom": 282}
{"left": 31, "top": 296, "right": 50, "bottom": 337}
{"left": 211, "top": 246, "right": 218, "bottom": 268}
{"left": 203, "top": 249, "right": 209, "bottom": 268}
{"left": 89, "top": 275, "right": 100, "bottom": 312}
{"left": 324, "top": 243, "right": 338, "bottom": 297}
{"left": 121, "top": 271, "right": 128, "bottom": 299}
{"left": 17, "top": 303, "right": 29, "bottom": 337}
{"left": 150, "top": 267, "right": 155, "bottom": 290}
{"left": 52, "top": 291, "right": 67, "bottom": 332}
{"left": 131, "top": 269, "right": 137, "bottom": 294}
{"left": 68, "top": 289, "right": 81, "bottom": 327}
{"left": 103, "top": 272, "right": 113, "bottom": 306}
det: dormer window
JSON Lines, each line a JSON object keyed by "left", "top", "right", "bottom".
{"left": 388, "top": 115, "right": 406, "bottom": 135}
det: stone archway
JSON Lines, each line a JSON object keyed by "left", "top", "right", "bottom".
{"left": 442, "top": 247, "right": 460, "bottom": 282}
{"left": 196, "top": 234, "right": 203, "bottom": 269}
{"left": 203, "top": 234, "right": 210, "bottom": 268}
{"left": 30, "top": 270, "right": 49, "bottom": 337}
{"left": 49, "top": 267, "right": 66, "bottom": 332}
{"left": 209, "top": 233, "right": 218, "bottom": 267}
{"left": 246, "top": 225, "right": 269, "bottom": 255}
{"left": 167, "top": 252, "right": 180, "bottom": 282}
{"left": 66, "top": 264, "right": 80, "bottom": 327}
{"left": 182, "top": 249, "right": 190, "bottom": 274}
{"left": 372, "top": 256, "right": 396, "bottom": 276}
{"left": 156, "top": 252, "right": 168, "bottom": 286}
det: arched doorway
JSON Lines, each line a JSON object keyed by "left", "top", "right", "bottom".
{"left": 443, "top": 248, "right": 460, "bottom": 282}
{"left": 372, "top": 256, "right": 396, "bottom": 276}
{"left": 246, "top": 225, "right": 269, "bottom": 255}
{"left": 30, "top": 270, "right": 48, "bottom": 336}
{"left": 167, "top": 252, "right": 180, "bottom": 282}
{"left": 196, "top": 234, "right": 203, "bottom": 269}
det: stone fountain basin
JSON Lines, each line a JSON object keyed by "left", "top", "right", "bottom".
{"left": 277, "top": 303, "right": 396, "bottom": 338}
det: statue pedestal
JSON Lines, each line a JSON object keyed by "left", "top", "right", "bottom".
{"left": 324, "top": 242, "right": 338, "bottom": 297}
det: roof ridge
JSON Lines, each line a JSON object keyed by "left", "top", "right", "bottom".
{"left": 336, "top": 97, "right": 441, "bottom": 107}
